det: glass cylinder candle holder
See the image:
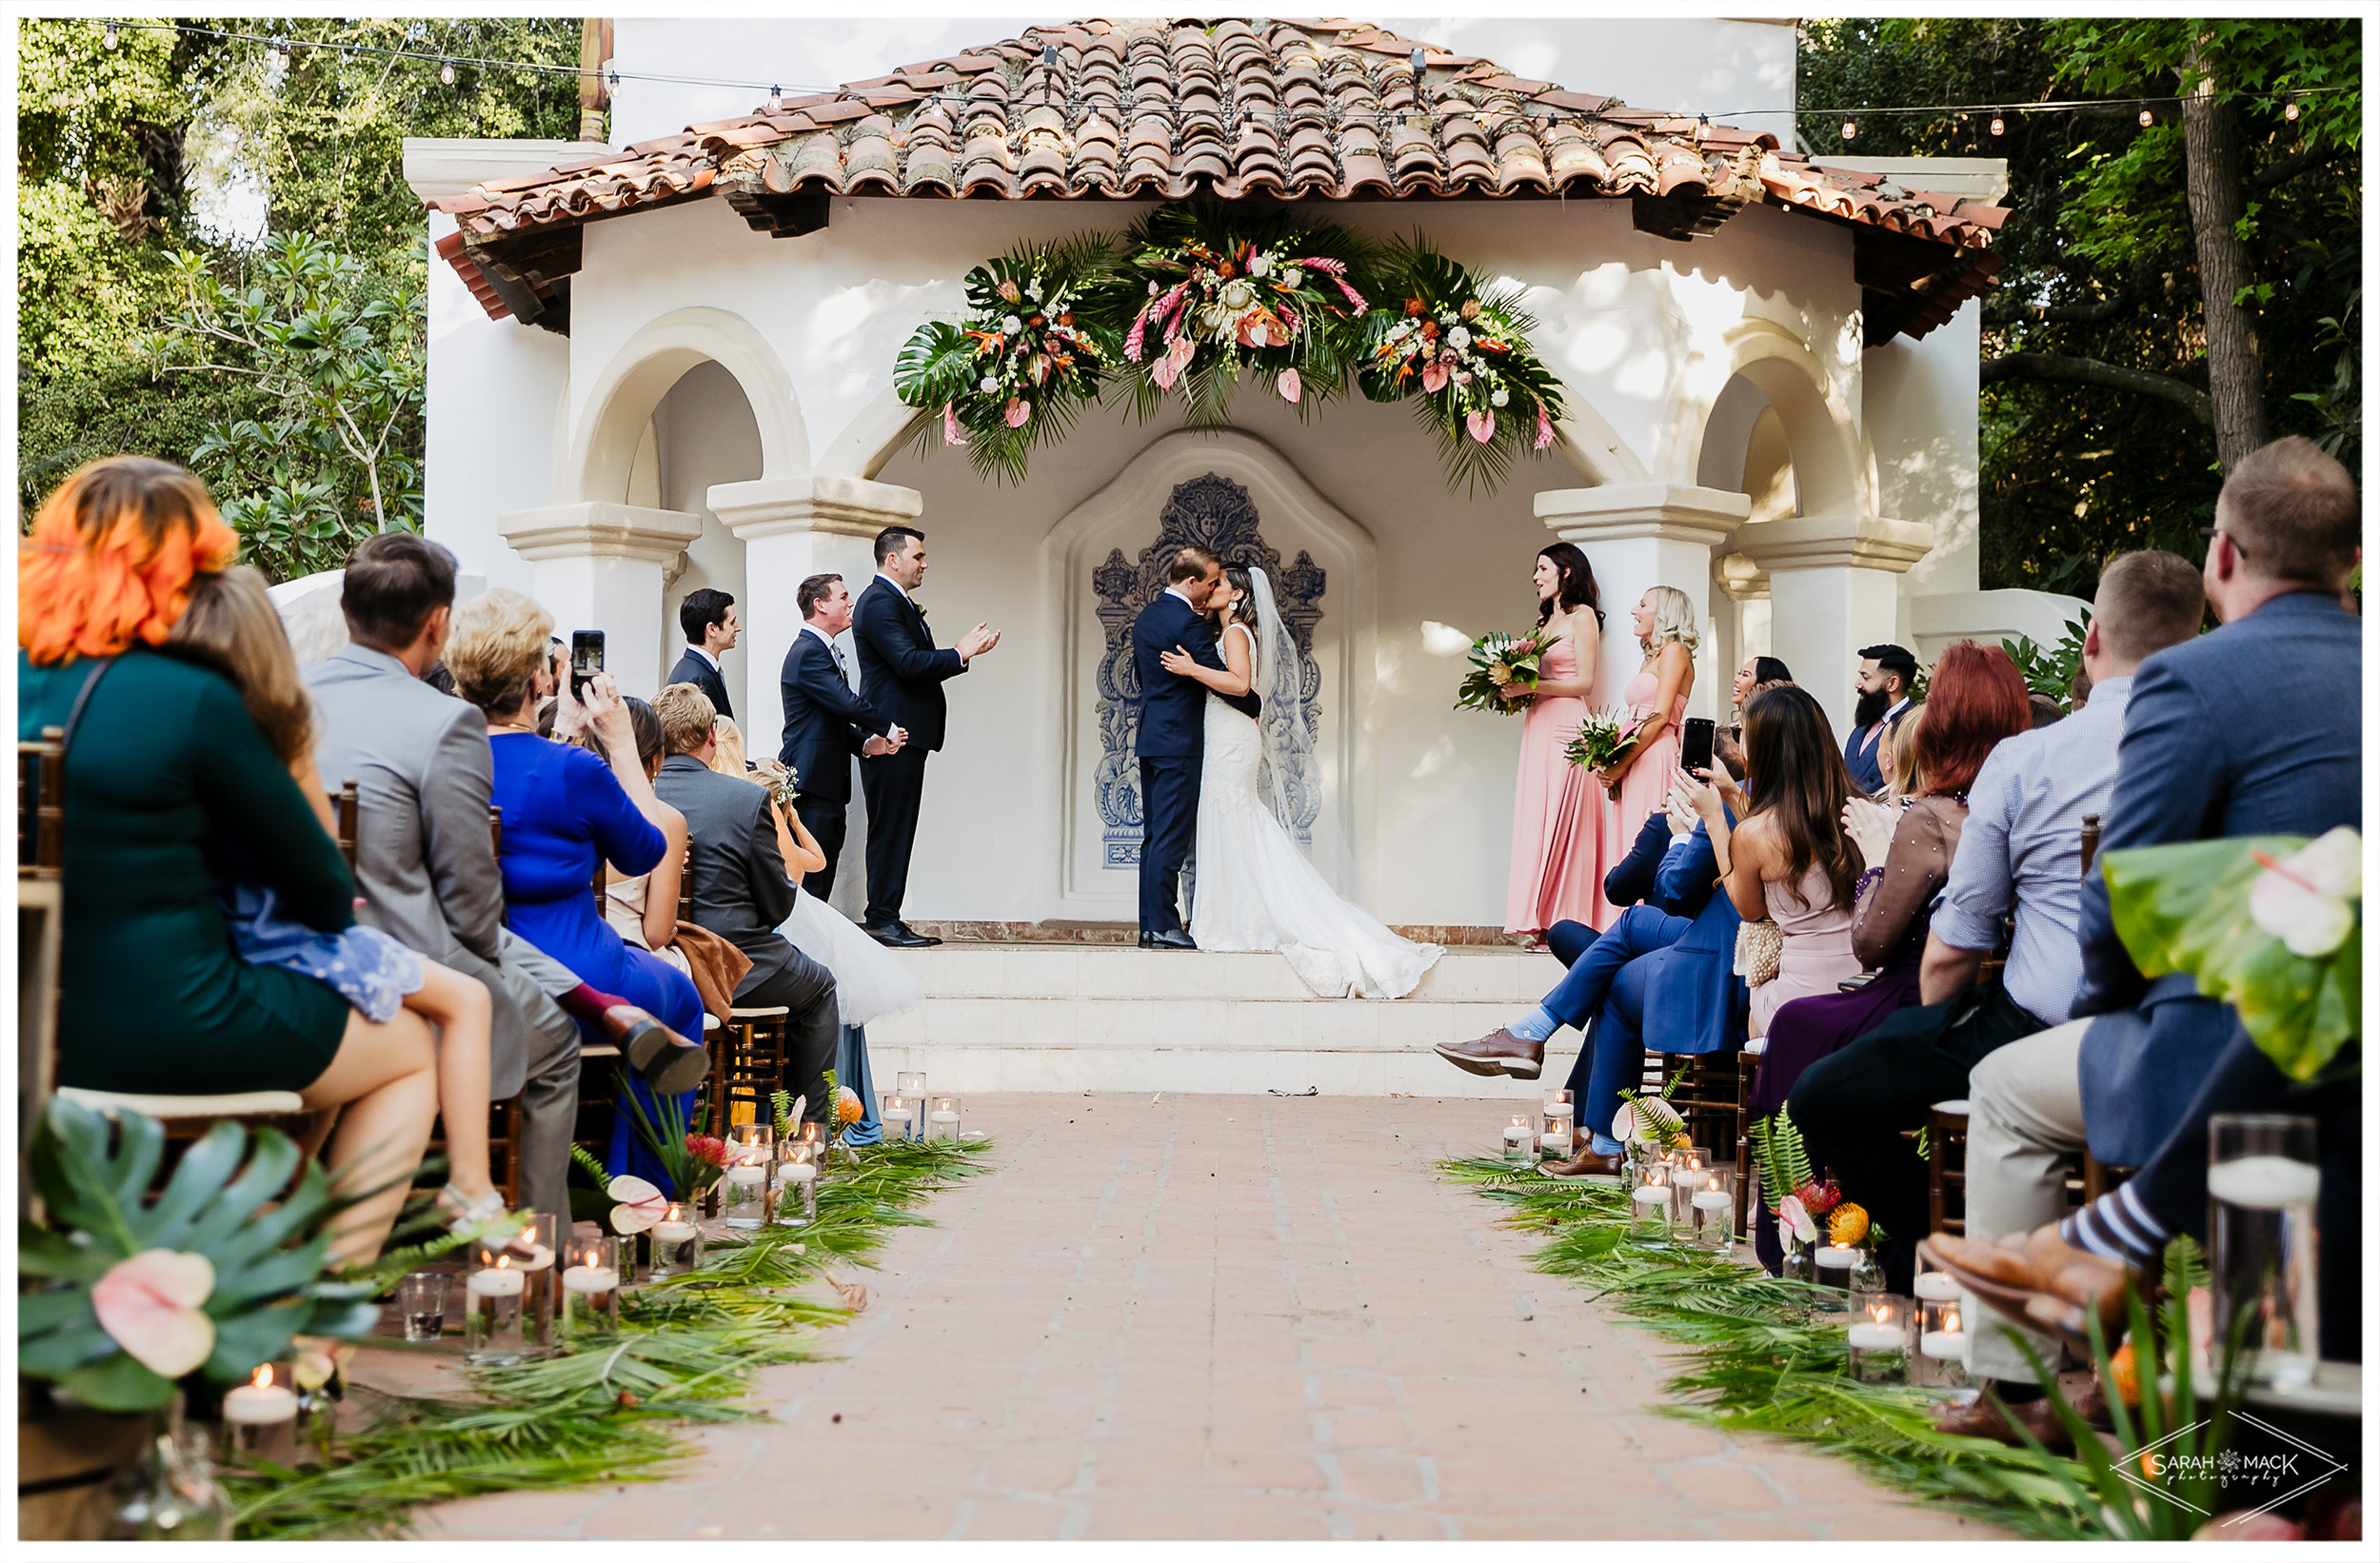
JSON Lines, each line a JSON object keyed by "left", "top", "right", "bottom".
{"left": 2208, "top": 1113, "right": 2320, "bottom": 1390}
{"left": 647, "top": 1201, "right": 704, "bottom": 1277}
{"left": 463, "top": 1253, "right": 528, "bottom": 1365}
{"left": 1539, "top": 1088, "right": 1575, "bottom": 1157}
{"left": 720, "top": 1126, "right": 774, "bottom": 1230}
{"left": 221, "top": 1364, "right": 298, "bottom": 1466}
{"left": 1500, "top": 1112, "right": 1536, "bottom": 1166}
{"left": 880, "top": 1093, "right": 913, "bottom": 1143}
{"left": 928, "top": 1096, "right": 962, "bottom": 1142}
{"left": 504, "top": 1213, "right": 559, "bottom": 1356}
{"left": 1779, "top": 1226, "right": 1817, "bottom": 1288}
{"left": 561, "top": 1236, "right": 623, "bottom": 1341}
{"left": 1913, "top": 1249, "right": 1963, "bottom": 1308}
{"left": 1913, "top": 1295, "right": 1975, "bottom": 1395}
{"left": 1847, "top": 1294, "right": 1914, "bottom": 1384}
{"left": 897, "top": 1072, "right": 928, "bottom": 1140}
{"left": 1810, "top": 1240, "right": 1863, "bottom": 1314}
{"left": 396, "top": 1271, "right": 449, "bottom": 1343}
{"left": 775, "top": 1141, "right": 820, "bottom": 1227}
{"left": 1629, "top": 1162, "right": 1676, "bottom": 1243}
{"left": 1682, "top": 1166, "right": 1736, "bottom": 1253}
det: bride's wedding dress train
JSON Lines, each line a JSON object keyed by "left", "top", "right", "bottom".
{"left": 1188, "top": 624, "right": 1442, "bottom": 999}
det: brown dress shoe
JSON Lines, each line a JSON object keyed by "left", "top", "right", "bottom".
{"left": 1433, "top": 1028, "right": 1544, "bottom": 1079}
{"left": 1934, "top": 1390, "right": 2076, "bottom": 1452}
{"left": 1537, "top": 1146, "right": 1625, "bottom": 1178}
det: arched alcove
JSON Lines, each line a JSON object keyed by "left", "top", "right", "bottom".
{"left": 565, "top": 306, "right": 808, "bottom": 505}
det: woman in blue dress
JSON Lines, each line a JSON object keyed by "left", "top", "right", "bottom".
{"left": 444, "top": 591, "right": 703, "bottom": 1187}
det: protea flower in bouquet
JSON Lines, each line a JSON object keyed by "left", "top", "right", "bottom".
{"left": 1563, "top": 707, "right": 1646, "bottom": 785}
{"left": 1455, "top": 629, "right": 1550, "bottom": 714}
{"left": 1111, "top": 203, "right": 1370, "bottom": 426}
{"left": 893, "top": 235, "right": 1121, "bottom": 483}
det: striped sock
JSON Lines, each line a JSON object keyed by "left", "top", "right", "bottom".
{"left": 2060, "top": 1182, "right": 2168, "bottom": 1270}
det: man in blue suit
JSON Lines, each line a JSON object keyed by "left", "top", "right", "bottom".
{"left": 668, "top": 587, "right": 739, "bottom": 723}
{"left": 852, "top": 525, "right": 999, "bottom": 947}
{"left": 1843, "top": 643, "right": 1915, "bottom": 794}
{"left": 1132, "top": 544, "right": 1260, "bottom": 949}
{"left": 778, "top": 572, "right": 904, "bottom": 903}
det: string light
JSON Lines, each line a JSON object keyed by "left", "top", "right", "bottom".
{"left": 1840, "top": 118, "right": 1856, "bottom": 141}
{"left": 1989, "top": 115, "right": 2004, "bottom": 136}
{"left": 2284, "top": 97, "right": 2300, "bottom": 121}
{"left": 2139, "top": 107, "right": 2154, "bottom": 127}
{"left": 440, "top": 58, "right": 455, "bottom": 87}
{"left": 103, "top": 21, "right": 118, "bottom": 49}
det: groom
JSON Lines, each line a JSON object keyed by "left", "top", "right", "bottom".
{"left": 1132, "top": 545, "right": 1261, "bottom": 949}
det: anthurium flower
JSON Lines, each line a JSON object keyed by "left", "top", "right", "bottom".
{"left": 607, "top": 1174, "right": 668, "bottom": 1235}
{"left": 1466, "top": 409, "right": 1497, "bottom": 444}
{"left": 290, "top": 1336, "right": 356, "bottom": 1392}
{"left": 2249, "top": 826, "right": 2361, "bottom": 956}
{"left": 1003, "top": 397, "right": 1031, "bottom": 428}
{"left": 91, "top": 1249, "right": 216, "bottom": 1379}
{"left": 1778, "top": 1195, "right": 1816, "bottom": 1244}
{"left": 1421, "top": 360, "right": 1451, "bottom": 394}
{"left": 1277, "top": 367, "right": 1301, "bottom": 404}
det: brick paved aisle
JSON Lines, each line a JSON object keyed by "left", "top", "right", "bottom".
{"left": 425, "top": 1094, "right": 2011, "bottom": 1541}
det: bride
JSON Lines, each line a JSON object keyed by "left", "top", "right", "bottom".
{"left": 1159, "top": 564, "right": 1443, "bottom": 999}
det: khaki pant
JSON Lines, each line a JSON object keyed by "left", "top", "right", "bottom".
{"left": 1960, "top": 1018, "right": 2091, "bottom": 1383}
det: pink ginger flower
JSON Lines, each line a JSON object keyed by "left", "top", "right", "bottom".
{"left": 1295, "top": 256, "right": 1345, "bottom": 274}
{"left": 1333, "top": 276, "right": 1370, "bottom": 315}
{"left": 1536, "top": 403, "right": 1556, "bottom": 449}
{"left": 942, "top": 404, "right": 964, "bottom": 445}
{"left": 92, "top": 1250, "right": 216, "bottom": 1379}
{"left": 1123, "top": 310, "right": 1148, "bottom": 362}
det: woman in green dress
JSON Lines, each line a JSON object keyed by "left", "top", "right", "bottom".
{"left": 18, "top": 457, "right": 441, "bottom": 1266}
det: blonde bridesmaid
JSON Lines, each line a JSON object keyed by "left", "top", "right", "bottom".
{"left": 1594, "top": 585, "right": 1696, "bottom": 925}
{"left": 1503, "top": 543, "right": 1610, "bottom": 939}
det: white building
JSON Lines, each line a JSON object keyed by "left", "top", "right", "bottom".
{"left": 404, "top": 15, "right": 2080, "bottom": 938}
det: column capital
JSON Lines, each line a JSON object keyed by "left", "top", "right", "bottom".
{"left": 1534, "top": 484, "right": 1750, "bottom": 550}
{"left": 707, "top": 474, "right": 924, "bottom": 542}
{"left": 1716, "top": 551, "right": 1770, "bottom": 603}
{"left": 1735, "top": 513, "right": 1935, "bottom": 575}
{"left": 497, "top": 502, "right": 704, "bottom": 565}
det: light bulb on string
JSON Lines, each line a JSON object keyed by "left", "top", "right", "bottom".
{"left": 2284, "top": 98, "right": 2300, "bottom": 121}
{"left": 440, "top": 58, "right": 455, "bottom": 86}
{"left": 2139, "top": 107, "right": 2154, "bottom": 127}
{"left": 1989, "top": 115, "right": 2005, "bottom": 136}
{"left": 1840, "top": 118, "right": 1856, "bottom": 141}
{"left": 104, "top": 21, "right": 118, "bottom": 49}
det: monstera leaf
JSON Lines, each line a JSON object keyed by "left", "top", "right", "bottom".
{"left": 20, "top": 1099, "right": 384, "bottom": 1412}
{"left": 2103, "top": 832, "right": 2361, "bottom": 1081}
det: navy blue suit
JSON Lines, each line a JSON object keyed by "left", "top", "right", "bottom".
{"left": 851, "top": 576, "right": 967, "bottom": 928}
{"left": 668, "top": 648, "right": 733, "bottom": 725}
{"left": 1601, "top": 812, "right": 1677, "bottom": 912}
{"left": 1131, "top": 591, "right": 1260, "bottom": 936}
{"left": 778, "top": 627, "right": 887, "bottom": 901}
{"left": 1843, "top": 712, "right": 1894, "bottom": 795}
{"left": 2073, "top": 591, "right": 2361, "bottom": 1164}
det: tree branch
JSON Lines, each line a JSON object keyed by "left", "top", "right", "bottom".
{"left": 2249, "top": 138, "right": 2344, "bottom": 192}
{"left": 1982, "top": 292, "right": 2134, "bottom": 328}
{"left": 1980, "top": 352, "right": 2215, "bottom": 425}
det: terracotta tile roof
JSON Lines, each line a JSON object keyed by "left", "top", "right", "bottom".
{"left": 429, "top": 18, "right": 2007, "bottom": 339}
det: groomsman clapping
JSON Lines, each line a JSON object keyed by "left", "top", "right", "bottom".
{"left": 778, "top": 571, "right": 905, "bottom": 903}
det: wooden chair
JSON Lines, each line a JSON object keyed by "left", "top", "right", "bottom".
{"left": 713, "top": 1006, "right": 790, "bottom": 1131}
{"left": 21, "top": 730, "right": 69, "bottom": 1206}
{"left": 1926, "top": 1099, "right": 1970, "bottom": 1236}
{"left": 1733, "top": 1038, "right": 1764, "bottom": 1237}
{"left": 328, "top": 779, "right": 360, "bottom": 871}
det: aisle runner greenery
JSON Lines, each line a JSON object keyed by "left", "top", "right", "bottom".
{"left": 222, "top": 1138, "right": 992, "bottom": 1540}
{"left": 1438, "top": 1157, "right": 2110, "bottom": 1540}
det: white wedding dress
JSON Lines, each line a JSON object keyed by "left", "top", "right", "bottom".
{"left": 1187, "top": 600, "right": 1442, "bottom": 999}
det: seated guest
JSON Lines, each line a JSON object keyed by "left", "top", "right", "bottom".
{"left": 652, "top": 685, "right": 840, "bottom": 1128}
{"left": 1878, "top": 702, "right": 1924, "bottom": 803}
{"left": 309, "top": 533, "right": 698, "bottom": 1225}
{"left": 2027, "top": 692, "right": 2065, "bottom": 729}
{"left": 1755, "top": 643, "right": 2033, "bottom": 1155}
{"left": 445, "top": 590, "right": 708, "bottom": 1180}
{"left": 1729, "top": 653, "right": 1794, "bottom": 721}
{"left": 2067, "top": 665, "right": 2092, "bottom": 711}
{"left": 1843, "top": 643, "right": 1916, "bottom": 794}
{"left": 1600, "top": 806, "right": 1681, "bottom": 915}
{"left": 779, "top": 571, "right": 904, "bottom": 900}
{"left": 169, "top": 564, "right": 516, "bottom": 1232}
{"left": 1438, "top": 737, "right": 1750, "bottom": 1175}
{"left": 668, "top": 586, "right": 739, "bottom": 722}
{"left": 17, "top": 457, "right": 433, "bottom": 1268}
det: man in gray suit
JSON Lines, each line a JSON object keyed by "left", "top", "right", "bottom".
{"left": 650, "top": 683, "right": 838, "bottom": 1126}
{"left": 306, "top": 534, "right": 704, "bottom": 1216}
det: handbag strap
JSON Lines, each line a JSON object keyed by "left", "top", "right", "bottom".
{"left": 57, "top": 655, "right": 117, "bottom": 766}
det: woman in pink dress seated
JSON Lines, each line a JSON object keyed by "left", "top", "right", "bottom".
{"left": 1503, "top": 543, "right": 1607, "bottom": 940}
{"left": 1594, "top": 585, "right": 1697, "bottom": 924}
{"left": 1683, "top": 683, "right": 1865, "bottom": 1038}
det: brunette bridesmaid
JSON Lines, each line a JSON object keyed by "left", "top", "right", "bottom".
{"left": 1594, "top": 586, "right": 1697, "bottom": 925}
{"left": 1503, "top": 543, "right": 1609, "bottom": 939}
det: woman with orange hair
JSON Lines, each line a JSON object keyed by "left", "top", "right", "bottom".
{"left": 18, "top": 457, "right": 441, "bottom": 1268}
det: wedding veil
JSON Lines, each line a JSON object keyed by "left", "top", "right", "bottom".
{"left": 1246, "top": 568, "right": 1317, "bottom": 850}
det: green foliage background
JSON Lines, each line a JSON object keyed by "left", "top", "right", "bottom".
{"left": 18, "top": 17, "right": 584, "bottom": 573}
{"left": 1798, "top": 18, "right": 2361, "bottom": 601}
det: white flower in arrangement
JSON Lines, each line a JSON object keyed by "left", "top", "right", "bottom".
{"left": 1491, "top": 386, "right": 1510, "bottom": 407}
{"left": 1148, "top": 279, "right": 1160, "bottom": 295}
{"left": 1282, "top": 267, "right": 1304, "bottom": 289}
{"left": 1001, "top": 314, "right": 1022, "bottom": 335}
{"left": 1218, "top": 277, "right": 1259, "bottom": 312}
{"left": 1448, "top": 325, "right": 1473, "bottom": 351}
{"left": 1247, "top": 251, "right": 1274, "bottom": 276}
{"left": 980, "top": 376, "right": 1000, "bottom": 393}
{"left": 2248, "top": 825, "right": 2361, "bottom": 957}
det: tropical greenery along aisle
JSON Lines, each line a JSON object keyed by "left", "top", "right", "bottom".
{"left": 221, "top": 1138, "right": 992, "bottom": 1540}
{"left": 1437, "top": 1158, "right": 2109, "bottom": 1541}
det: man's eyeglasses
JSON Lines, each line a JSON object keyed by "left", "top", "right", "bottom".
{"left": 2198, "top": 523, "right": 2248, "bottom": 560}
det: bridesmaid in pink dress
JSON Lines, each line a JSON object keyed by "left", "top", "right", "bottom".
{"left": 1592, "top": 585, "right": 1698, "bottom": 924}
{"left": 1503, "top": 543, "right": 1608, "bottom": 938}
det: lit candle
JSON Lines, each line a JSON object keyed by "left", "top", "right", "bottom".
{"left": 653, "top": 1217, "right": 698, "bottom": 1242}
{"left": 1691, "top": 1188, "right": 1734, "bottom": 1213}
{"left": 883, "top": 1101, "right": 912, "bottom": 1124}
{"left": 931, "top": 1110, "right": 961, "bottom": 1125}
{"left": 724, "top": 1163, "right": 767, "bottom": 1189}
{"left": 1814, "top": 1244, "right": 1858, "bottom": 1271}
{"left": 1913, "top": 1272, "right": 1960, "bottom": 1300}
{"left": 562, "top": 1264, "right": 621, "bottom": 1296}
{"left": 2207, "top": 1156, "right": 2322, "bottom": 1210}
{"left": 1921, "top": 1306, "right": 1967, "bottom": 1359}
{"left": 224, "top": 1364, "right": 298, "bottom": 1425}
{"left": 776, "top": 1160, "right": 818, "bottom": 1185}
{"left": 1632, "top": 1172, "right": 1670, "bottom": 1206}
{"left": 466, "top": 1264, "right": 525, "bottom": 1298}
{"left": 1848, "top": 1320, "right": 1904, "bottom": 1349}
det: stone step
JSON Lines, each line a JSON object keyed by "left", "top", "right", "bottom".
{"left": 864, "top": 944, "right": 1568, "bottom": 1098}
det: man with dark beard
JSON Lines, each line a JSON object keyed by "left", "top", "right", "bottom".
{"left": 1843, "top": 643, "right": 1915, "bottom": 794}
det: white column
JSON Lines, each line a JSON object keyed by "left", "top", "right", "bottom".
{"left": 1735, "top": 513, "right": 1934, "bottom": 738}
{"left": 1536, "top": 484, "right": 1749, "bottom": 720}
{"left": 497, "top": 502, "right": 705, "bottom": 698}
{"left": 707, "top": 474, "right": 926, "bottom": 744}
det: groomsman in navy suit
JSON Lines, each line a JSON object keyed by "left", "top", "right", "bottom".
{"left": 779, "top": 572, "right": 905, "bottom": 902}
{"left": 851, "top": 525, "right": 998, "bottom": 948}
{"left": 1130, "top": 544, "right": 1261, "bottom": 949}
{"left": 669, "top": 587, "right": 739, "bottom": 723}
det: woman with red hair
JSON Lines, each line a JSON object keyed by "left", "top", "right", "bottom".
{"left": 18, "top": 458, "right": 442, "bottom": 1268}
{"left": 1743, "top": 642, "right": 2033, "bottom": 1270}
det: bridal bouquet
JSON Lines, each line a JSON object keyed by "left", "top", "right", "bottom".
{"left": 1454, "top": 630, "right": 1548, "bottom": 715}
{"left": 1564, "top": 707, "right": 1644, "bottom": 775}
